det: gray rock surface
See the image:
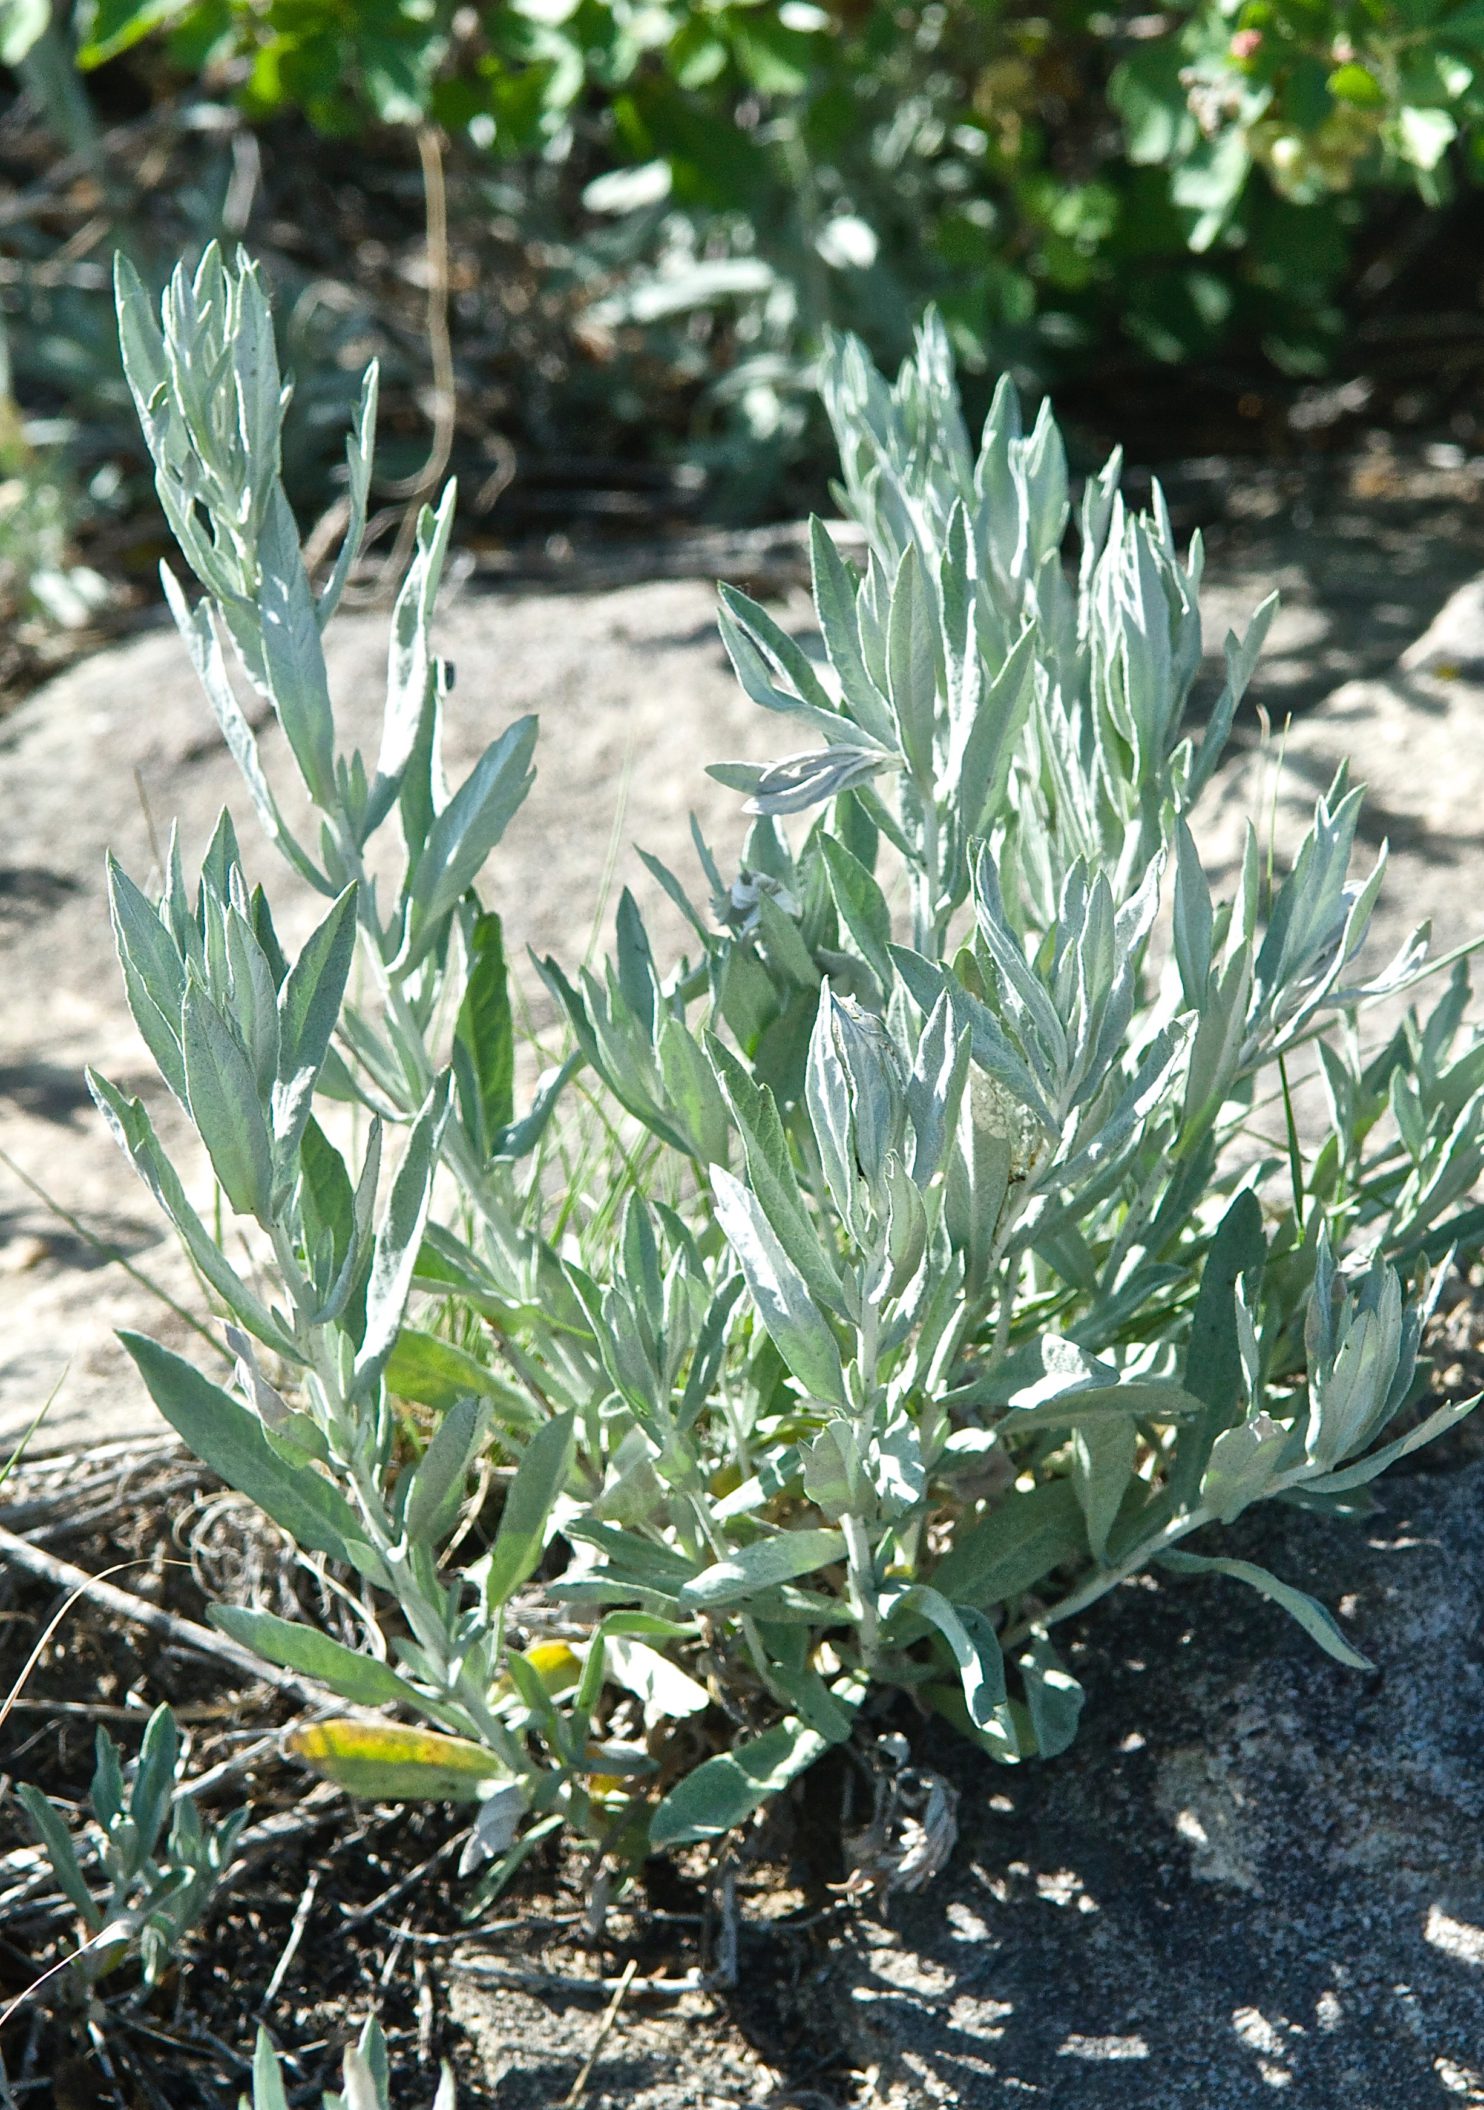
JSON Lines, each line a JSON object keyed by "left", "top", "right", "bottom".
{"left": 1200, "top": 568, "right": 1484, "bottom": 982}
{"left": 0, "top": 576, "right": 782, "bottom": 1452}
{"left": 830, "top": 1456, "right": 1484, "bottom": 2109}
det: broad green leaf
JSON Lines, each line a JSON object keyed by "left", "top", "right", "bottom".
{"left": 934, "top": 1479, "right": 1084, "bottom": 1608}
{"left": 681, "top": 1528, "right": 846, "bottom": 1610}
{"left": 274, "top": 885, "right": 358, "bottom": 1157}
{"left": 401, "top": 1392, "right": 488, "bottom": 1546}
{"left": 288, "top": 1720, "right": 509, "bottom": 1802}
{"left": 1018, "top": 1633, "right": 1085, "bottom": 1757}
{"left": 401, "top": 717, "right": 538, "bottom": 970}
{"left": 478, "top": 1410, "right": 575, "bottom": 1610}
{"left": 181, "top": 983, "right": 275, "bottom": 1219}
{"left": 885, "top": 1584, "right": 1006, "bottom": 1727}
{"left": 1160, "top": 1549, "right": 1373, "bottom": 1669}
{"left": 1070, "top": 1416, "right": 1135, "bottom": 1563}
{"left": 605, "top": 1637, "right": 712, "bottom": 1727}
{"left": 983, "top": 1381, "right": 1201, "bottom": 1431}
{"left": 386, "top": 1327, "right": 540, "bottom": 1429}
{"left": 208, "top": 1607, "right": 426, "bottom": 1711}
{"left": 453, "top": 911, "right": 515, "bottom": 1154}
{"left": 649, "top": 1717, "right": 828, "bottom": 1848}
{"left": 121, "top": 1334, "right": 358, "bottom": 1564}
{"left": 1170, "top": 1190, "right": 1266, "bottom": 1511}
{"left": 560, "top": 1520, "right": 695, "bottom": 1599}
{"left": 1200, "top": 1411, "right": 1290, "bottom": 1524}
{"left": 657, "top": 1016, "right": 731, "bottom": 1164}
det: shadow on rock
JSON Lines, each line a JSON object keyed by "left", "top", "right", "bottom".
{"left": 831, "top": 1461, "right": 1484, "bottom": 2109}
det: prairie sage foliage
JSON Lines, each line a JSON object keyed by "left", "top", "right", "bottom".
{"left": 246, "top": 2017, "right": 453, "bottom": 2110}
{"left": 100, "top": 248, "right": 1480, "bottom": 1878}
{"left": 17, "top": 1705, "right": 245, "bottom": 1991}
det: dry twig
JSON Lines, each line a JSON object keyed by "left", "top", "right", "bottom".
{"left": 561, "top": 1957, "right": 639, "bottom": 2109}
{"left": 0, "top": 1522, "right": 322, "bottom": 1704}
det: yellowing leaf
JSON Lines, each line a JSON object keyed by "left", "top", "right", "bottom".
{"left": 524, "top": 1641, "right": 580, "bottom": 1688}
{"left": 287, "top": 1720, "right": 508, "bottom": 1802}
{"left": 491, "top": 1640, "right": 581, "bottom": 1707}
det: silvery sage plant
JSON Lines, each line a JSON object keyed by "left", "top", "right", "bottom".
{"left": 246, "top": 2018, "right": 453, "bottom": 2110}
{"left": 100, "top": 248, "right": 1482, "bottom": 1881}
{"left": 17, "top": 1705, "right": 245, "bottom": 1991}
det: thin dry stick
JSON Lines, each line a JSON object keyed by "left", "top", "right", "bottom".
{"left": 561, "top": 1957, "right": 640, "bottom": 2110}
{"left": 374, "top": 122, "right": 458, "bottom": 599}
{"left": 1, "top": 1554, "right": 155, "bottom": 1733}
{"left": 0, "top": 1920, "right": 137, "bottom": 2033}
{"left": 0, "top": 1373, "right": 66, "bottom": 1501}
{"left": 260, "top": 1865, "right": 319, "bottom": 2007}
{"left": 0, "top": 1146, "right": 230, "bottom": 1364}
{"left": 0, "top": 1523, "right": 321, "bottom": 1705}
{"left": 451, "top": 1958, "right": 709, "bottom": 1999}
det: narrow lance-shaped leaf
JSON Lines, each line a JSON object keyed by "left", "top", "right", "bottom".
{"left": 129, "top": 1704, "right": 180, "bottom": 1859}
{"left": 181, "top": 982, "right": 275, "bottom": 1220}
{"left": 356, "top": 1076, "right": 451, "bottom": 1388}
{"left": 367, "top": 480, "right": 456, "bottom": 832}
{"left": 400, "top": 717, "right": 538, "bottom": 970}
{"left": 707, "top": 1036, "right": 845, "bottom": 1315}
{"left": 88, "top": 1070, "right": 303, "bottom": 1359}
{"left": 479, "top": 1410, "right": 576, "bottom": 1612}
{"left": 120, "top": 1334, "right": 358, "bottom": 1563}
{"left": 249, "top": 487, "right": 337, "bottom": 808}
{"left": 273, "top": 884, "right": 358, "bottom": 1160}
{"left": 402, "top": 1393, "right": 488, "bottom": 1547}
{"left": 885, "top": 1584, "right": 1006, "bottom": 1728}
{"left": 452, "top": 910, "right": 515, "bottom": 1156}
{"left": 886, "top": 542, "right": 939, "bottom": 784}
{"left": 649, "top": 1717, "right": 830, "bottom": 1850}
{"left": 1019, "top": 1633, "right": 1085, "bottom": 1757}
{"left": 681, "top": 1528, "right": 847, "bottom": 1610}
{"left": 318, "top": 362, "right": 381, "bottom": 631}
{"left": 1169, "top": 1189, "right": 1266, "bottom": 1512}
{"left": 209, "top": 1606, "right": 430, "bottom": 1712}
{"left": 711, "top": 1167, "right": 847, "bottom": 1406}
{"left": 288, "top": 1720, "right": 511, "bottom": 1803}
{"left": 1160, "top": 1549, "right": 1373, "bottom": 1670}
{"left": 16, "top": 1785, "right": 99, "bottom": 1928}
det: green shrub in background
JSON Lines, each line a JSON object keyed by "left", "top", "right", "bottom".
{"left": 97, "top": 247, "right": 1481, "bottom": 1893}
{"left": 16, "top": 0, "right": 1482, "bottom": 474}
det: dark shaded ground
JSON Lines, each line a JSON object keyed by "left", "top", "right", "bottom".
{"left": 831, "top": 1449, "right": 1484, "bottom": 2109}
{"left": 6, "top": 1388, "right": 1484, "bottom": 2108}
